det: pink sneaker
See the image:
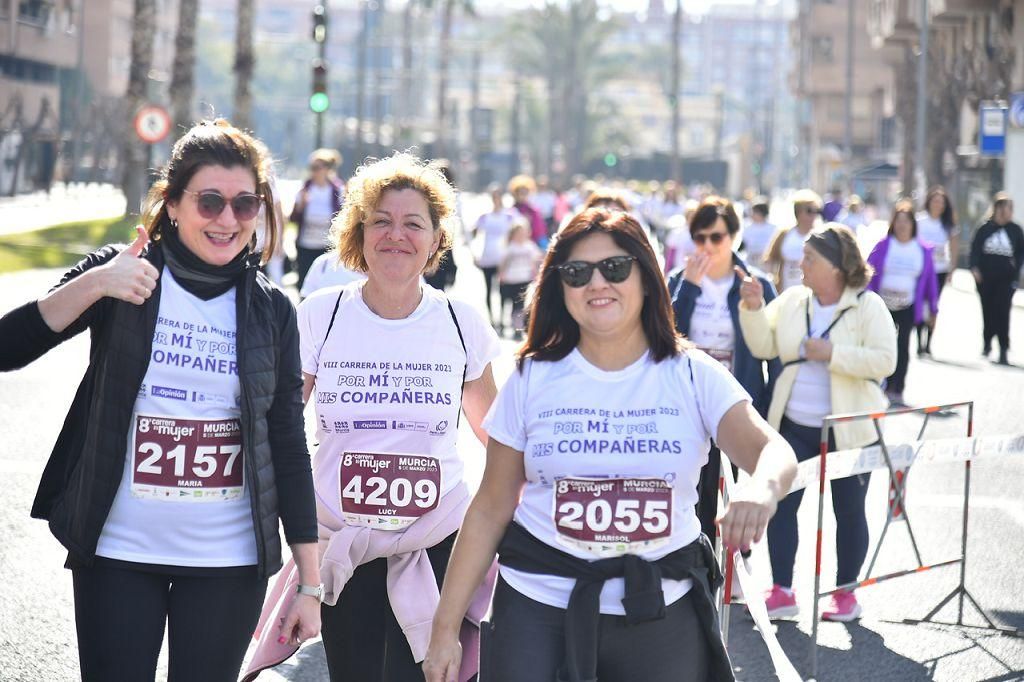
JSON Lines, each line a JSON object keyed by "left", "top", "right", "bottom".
{"left": 764, "top": 584, "right": 799, "bottom": 619}
{"left": 822, "top": 589, "right": 862, "bottom": 622}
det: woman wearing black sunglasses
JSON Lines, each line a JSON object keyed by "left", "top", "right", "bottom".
{"left": 668, "top": 196, "right": 782, "bottom": 557}
{"left": 0, "top": 120, "right": 321, "bottom": 681}
{"left": 424, "top": 208, "right": 796, "bottom": 682}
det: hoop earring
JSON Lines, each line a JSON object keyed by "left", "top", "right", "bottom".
{"left": 170, "top": 218, "right": 178, "bottom": 230}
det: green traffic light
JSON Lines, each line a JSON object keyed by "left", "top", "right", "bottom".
{"left": 309, "top": 92, "right": 330, "bottom": 113}
{"left": 603, "top": 153, "right": 617, "bottom": 167}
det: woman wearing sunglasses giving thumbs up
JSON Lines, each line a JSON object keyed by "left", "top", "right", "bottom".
{"left": 0, "top": 119, "right": 320, "bottom": 682}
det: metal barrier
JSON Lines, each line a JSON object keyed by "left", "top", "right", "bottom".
{"left": 808, "top": 401, "right": 1024, "bottom": 678}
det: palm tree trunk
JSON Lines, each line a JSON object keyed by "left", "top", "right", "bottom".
{"left": 399, "top": 1, "right": 415, "bottom": 148}
{"left": 171, "top": 0, "right": 199, "bottom": 142}
{"left": 234, "top": 0, "right": 255, "bottom": 130}
{"left": 355, "top": 1, "right": 369, "bottom": 163}
{"left": 121, "top": 0, "right": 156, "bottom": 217}
{"left": 670, "top": 0, "right": 682, "bottom": 184}
{"left": 435, "top": 0, "right": 454, "bottom": 159}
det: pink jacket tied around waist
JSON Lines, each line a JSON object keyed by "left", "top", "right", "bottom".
{"left": 241, "top": 481, "right": 496, "bottom": 681}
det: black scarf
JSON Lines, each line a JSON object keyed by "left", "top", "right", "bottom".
{"left": 160, "top": 219, "right": 254, "bottom": 300}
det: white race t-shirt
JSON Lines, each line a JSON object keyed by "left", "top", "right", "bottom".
{"left": 298, "top": 282, "right": 500, "bottom": 529}
{"left": 780, "top": 229, "right": 806, "bottom": 291}
{"left": 688, "top": 275, "right": 736, "bottom": 372}
{"left": 785, "top": 299, "right": 837, "bottom": 427}
{"left": 96, "top": 269, "right": 257, "bottom": 567}
{"left": 483, "top": 349, "right": 749, "bottom": 615}
{"left": 741, "top": 221, "right": 777, "bottom": 270}
{"left": 474, "top": 211, "right": 516, "bottom": 268}
{"left": 879, "top": 239, "right": 924, "bottom": 311}
{"left": 299, "top": 252, "right": 366, "bottom": 300}
{"left": 916, "top": 212, "right": 952, "bottom": 273}
{"left": 501, "top": 240, "right": 542, "bottom": 285}
{"left": 297, "top": 183, "right": 337, "bottom": 249}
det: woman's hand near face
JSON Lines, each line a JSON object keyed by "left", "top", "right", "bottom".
{"left": 684, "top": 251, "right": 711, "bottom": 286}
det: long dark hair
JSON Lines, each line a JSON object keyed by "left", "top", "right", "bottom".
{"left": 923, "top": 186, "right": 956, "bottom": 231}
{"left": 516, "top": 208, "right": 685, "bottom": 370}
{"left": 141, "top": 119, "right": 278, "bottom": 264}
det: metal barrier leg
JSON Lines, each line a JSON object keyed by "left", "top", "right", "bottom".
{"left": 810, "top": 427, "right": 830, "bottom": 680}
{"left": 901, "top": 406, "right": 1023, "bottom": 637}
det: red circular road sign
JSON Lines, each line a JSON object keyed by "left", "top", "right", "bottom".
{"left": 134, "top": 105, "right": 172, "bottom": 144}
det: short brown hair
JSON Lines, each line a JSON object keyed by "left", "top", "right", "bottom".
{"left": 141, "top": 119, "right": 278, "bottom": 265}
{"left": 517, "top": 208, "right": 686, "bottom": 369}
{"left": 331, "top": 153, "right": 455, "bottom": 275}
{"left": 689, "top": 195, "right": 740, "bottom": 236}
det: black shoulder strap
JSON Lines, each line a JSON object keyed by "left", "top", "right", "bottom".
{"left": 446, "top": 299, "right": 469, "bottom": 426}
{"left": 311, "top": 289, "right": 345, "bottom": 393}
{"left": 323, "top": 289, "right": 345, "bottom": 349}
{"left": 786, "top": 290, "right": 867, "bottom": 370}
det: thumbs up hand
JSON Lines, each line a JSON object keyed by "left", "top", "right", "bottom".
{"left": 98, "top": 226, "right": 161, "bottom": 305}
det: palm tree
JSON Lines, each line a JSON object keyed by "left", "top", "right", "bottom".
{"left": 171, "top": 0, "right": 200, "bottom": 142}
{"left": 421, "top": 0, "right": 475, "bottom": 159}
{"left": 508, "top": 0, "right": 620, "bottom": 180}
{"left": 233, "top": 0, "right": 255, "bottom": 130}
{"left": 669, "top": 0, "right": 682, "bottom": 184}
{"left": 122, "top": 0, "right": 156, "bottom": 217}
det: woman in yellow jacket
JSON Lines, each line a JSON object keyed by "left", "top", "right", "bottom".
{"left": 737, "top": 223, "right": 897, "bottom": 622}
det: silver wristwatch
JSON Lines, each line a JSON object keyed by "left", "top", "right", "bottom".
{"left": 296, "top": 583, "right": 324, "bottom": 602}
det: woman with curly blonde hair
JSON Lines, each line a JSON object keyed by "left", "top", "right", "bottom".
{"left": 288, "top": 153, "right": 502, "bottom": 681}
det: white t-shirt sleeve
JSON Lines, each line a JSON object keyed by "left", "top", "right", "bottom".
{"left": 450, "top": 298, "right": 502, "bottom": 381}
{"left": 297, "top": 286, "right": 345, "bottom": 376}
{"left": 482, "top": 362, "right": 527, "bottom": 451}
{"left": 686, "top": 350, "right": 751, "bottom": 441}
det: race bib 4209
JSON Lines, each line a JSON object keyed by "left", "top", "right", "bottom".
{"left": 131, "top": 415, "right": 245, "bottom": 502}
{"left": 553, "top": 477, "right": 673, "bottom": 557}
{"left": 340, "top": 452, "right": 441, "bottom": 531}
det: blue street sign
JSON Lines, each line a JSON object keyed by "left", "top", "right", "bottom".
{"left": 979, "top": 102, "right": 1007, "bottom": 158}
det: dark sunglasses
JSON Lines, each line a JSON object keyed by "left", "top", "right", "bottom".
{"left": 183, "top": 189, "right": 262, "bottom": 221}
{"left": 556, "top": 255, "right": 637, "bottom": 288}
{"left": 692, "top": 231, "right": 729, "bottom": 246}
{"left": 803, "top": 207, "right": 821, "bottom": 215}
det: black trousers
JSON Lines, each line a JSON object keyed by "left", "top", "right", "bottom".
{"left": 296, "top": 245, "right": 327, "bottom": 290}
{"left": 320, "top": 533, "right": 456, "bottom": 682}
{"left": 72, "top": 559, "right": 266, "bottom": 682}
{"left": 499, "top": 281, "right": 530, "bottom": 329}
{"left": 916, "top": 271, "right": 948, "bottom": 352}
{"left": 978, "top": 275, "right": 1015, "bottom": 353}
{"left": 887, "top": 305, "right": 915, "bottom": 394}
{"left": 480, "top": 266, "right": 499, "bottom": 321}
{"left": 484, "top": 577, "right": 710, "bottom": 682}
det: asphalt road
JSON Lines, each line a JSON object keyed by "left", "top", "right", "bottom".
{"left": 1, "top": 210, "right": 1023, "bottom": 681}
